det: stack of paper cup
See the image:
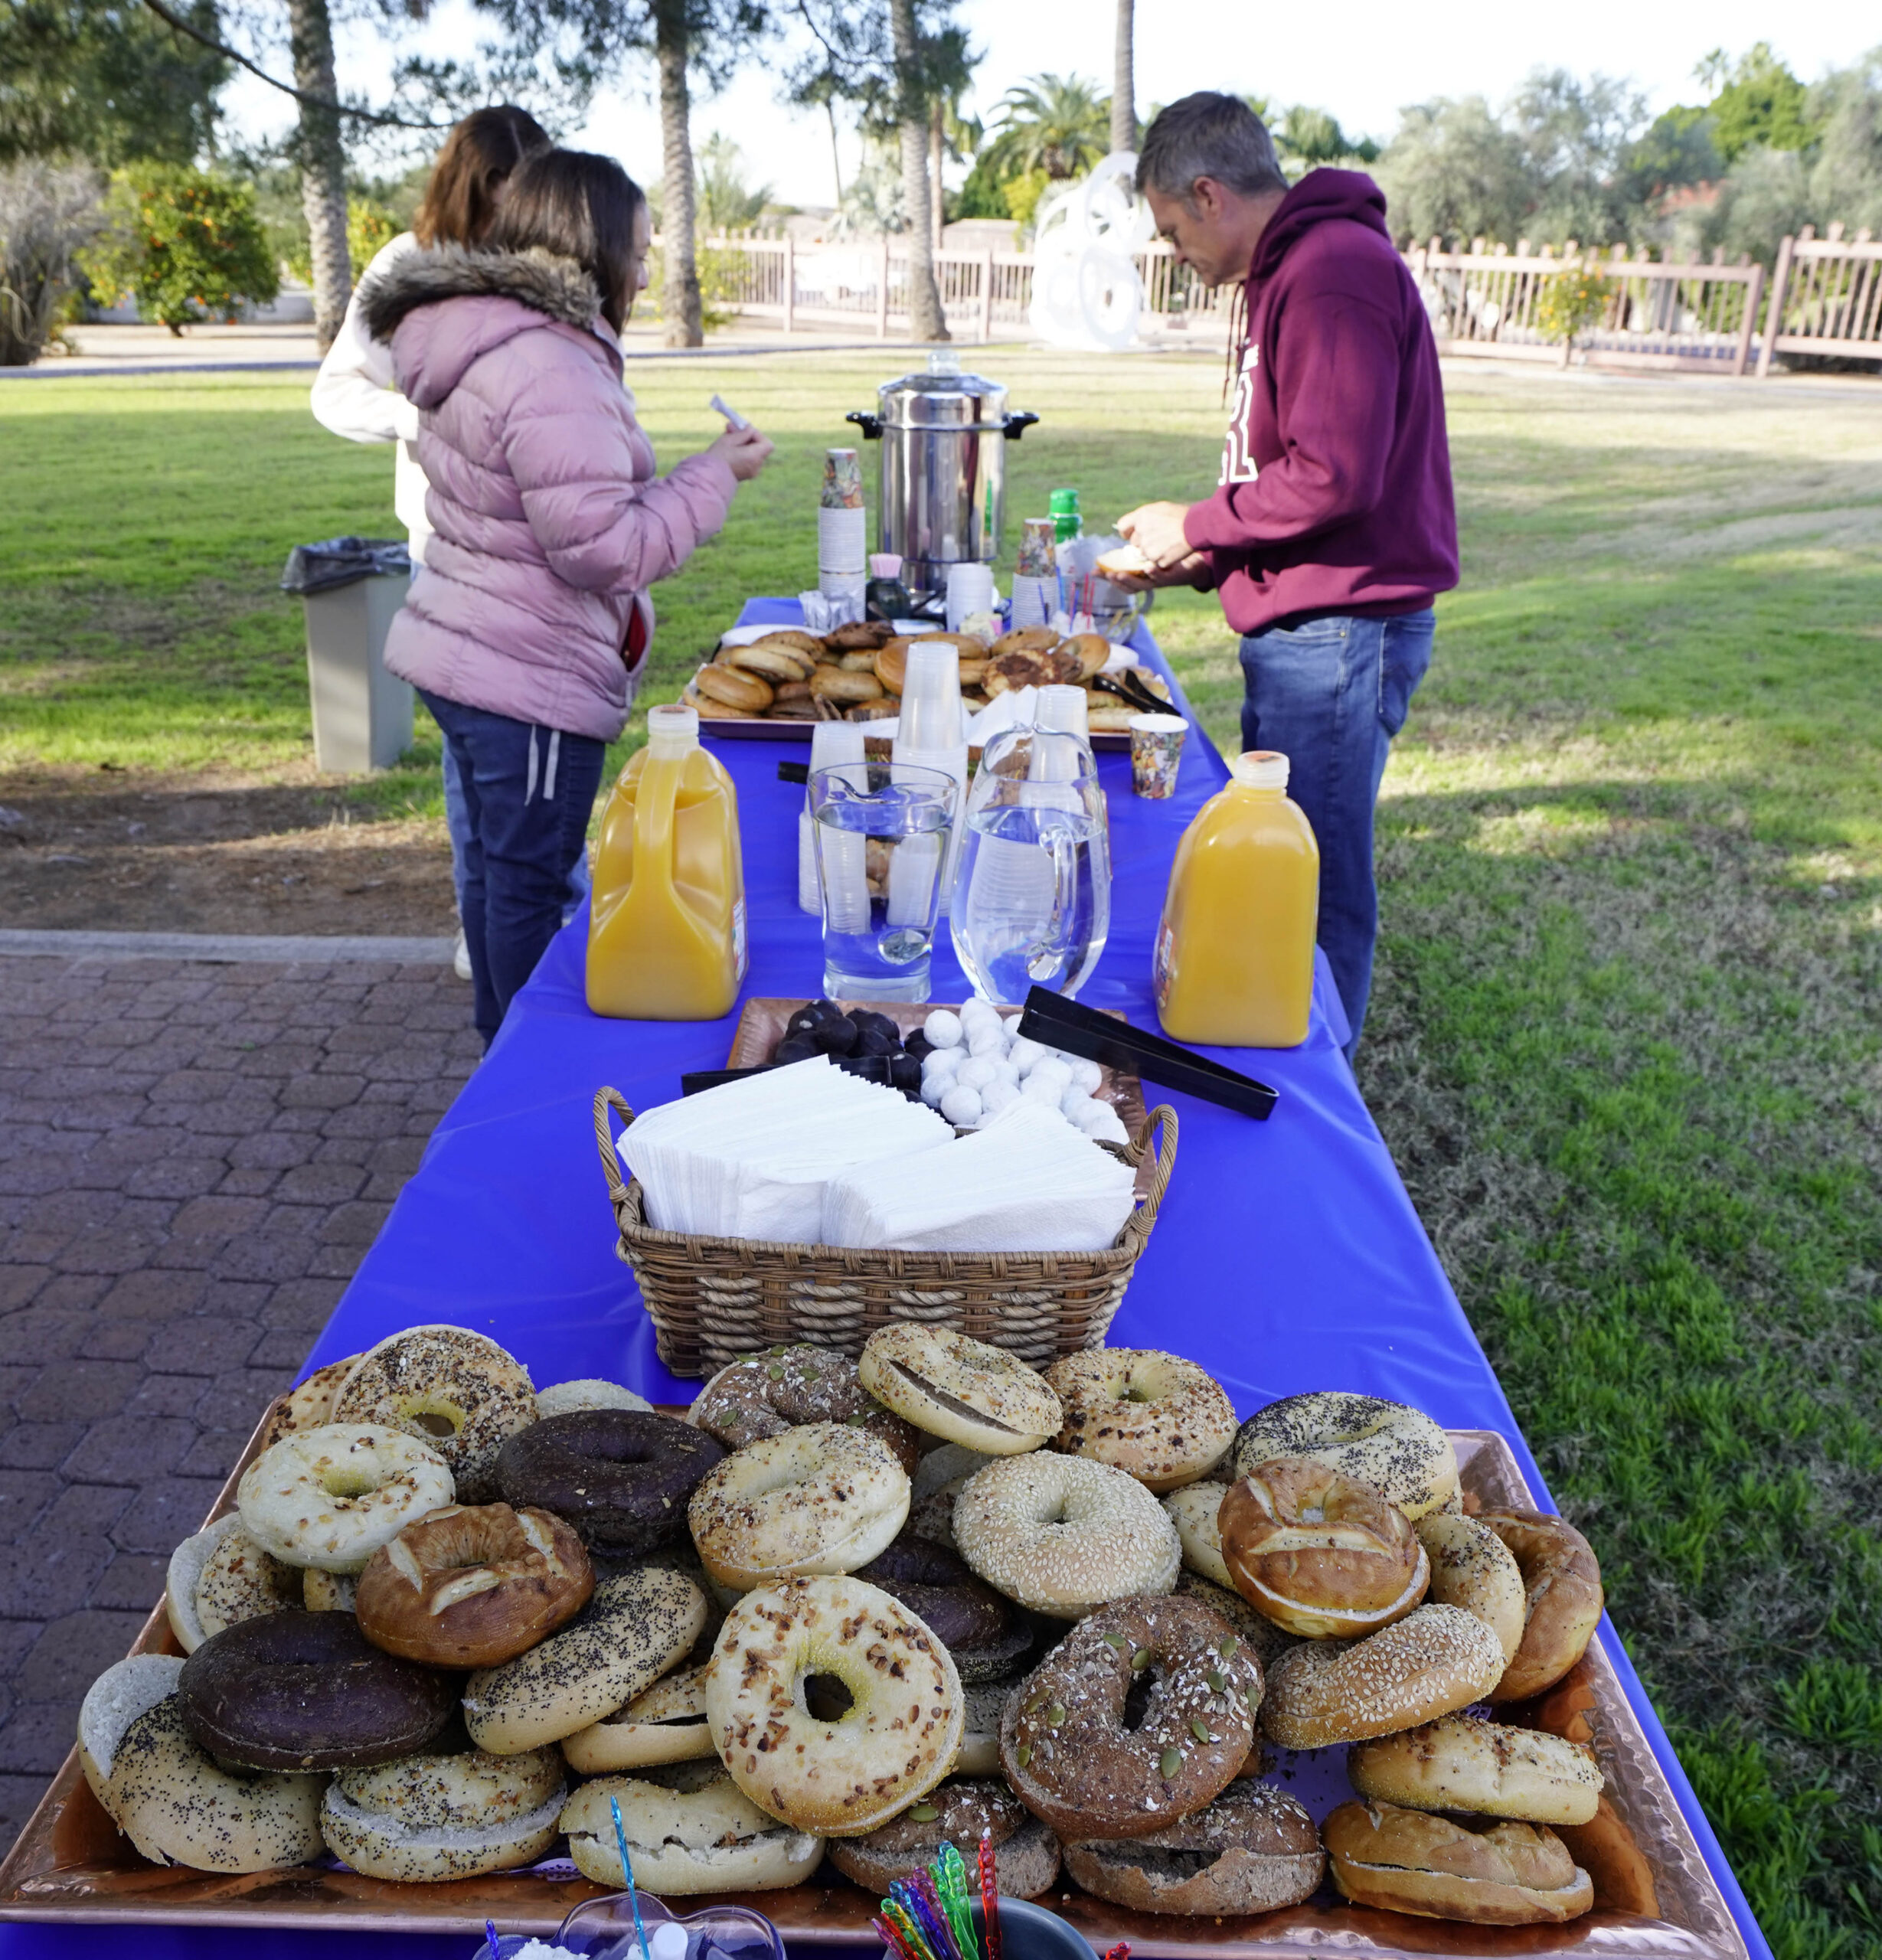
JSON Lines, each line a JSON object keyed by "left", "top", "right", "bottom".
{"left": 944, "top": 562, "right": 995, "bottom": 632}
{"left": 818, "top": 449, "right": 867, "bottom": 617}
{"left": 1009, "top": 516, "right": 1058, "bottom": 629}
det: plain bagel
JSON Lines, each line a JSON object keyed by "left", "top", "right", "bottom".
{"left": 1479, "top": 1509, "right": 1605, "bottom": 1701}
{"left": 237, "top": 1423, "right": 454, "bottom": 1574}
{"left": 1324, "top": 1799, "right": 1595, "bottom": 1925}
{"left": 561, "top": 1663, "right": 714, "bottom": 1773}
{"left": 858, "top": 1326, "right": 1061, "bottom": 1455}
{"left": 695, "top": 662, "right": 774, "bottom": 712}
{"left": 1349, "top": 1713, "right": 1603, "bottom": 1825}
{"left": 563, "top": 1767, "right": 825, "bottom": 1893}
{"left": 1044, "top": 1349, "right": 1237, "bottom": 1491}
{"left": 165, "top": 1513, "right": 302, "bottom": 1653}
{"left": 1230, "top": 1392, "right": 1459, "bottom": 1520}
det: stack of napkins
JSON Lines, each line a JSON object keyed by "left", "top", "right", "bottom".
{"left": 821, "top": 1099, "right": 1138, "bottom": 1253}
{"left": 621, "top": 1058, "right": 952, "bottom": 1242}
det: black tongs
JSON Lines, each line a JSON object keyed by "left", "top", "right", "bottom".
{"left": 1017, "top": 986, "right": 1279, "bottom": 1120}
{"left": 1091, "top": 666, "right": 1178, "bottom": 717}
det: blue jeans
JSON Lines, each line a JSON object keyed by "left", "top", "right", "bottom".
{"left": 443, "top": 741, "right": 590, "bottom": 927}
{"left": 421, "top": 692, "right": 606, "bottom": 1047}
{"left": 1239, "top": 610, "right": 1434, "bottom": 1057}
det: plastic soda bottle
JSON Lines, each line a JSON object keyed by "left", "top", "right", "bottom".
{"left": 1152, "top": 750, "right": 1318, "bottom": 1047}
{"left": 586, "top": 704, "right": 747, "bottom": 1021}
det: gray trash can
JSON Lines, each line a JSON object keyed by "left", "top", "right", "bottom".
{"left": 281, "top": 537, "right": 415, "bottom": 773}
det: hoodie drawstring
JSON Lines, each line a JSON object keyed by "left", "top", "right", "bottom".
{"left": 544, "top": 729, "right": 560, "bottom": 802}
{"left": 524, "top": 727, "right": 539, "bottom": 805}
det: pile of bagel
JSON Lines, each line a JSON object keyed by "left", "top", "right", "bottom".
{"left": 684, "top": 621, "right": 1169, "bottom": 736}
{"left": 77, "top": 1325, "right": 1622, "bottom": 1935}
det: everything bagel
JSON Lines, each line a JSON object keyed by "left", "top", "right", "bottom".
{"left": 688, "top": 1345, "right": 920, "bottom": 1473}
{"left": 858, "top": 1325, "right": 1062, "bottom": 1455}
{"left": 1044, "top": 1349, "right": 1237, "bottom": 1492}
{"left": 1349, "top": 1713, "right": 1603, "bottom": 1825}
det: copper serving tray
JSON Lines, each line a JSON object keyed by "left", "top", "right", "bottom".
{"left": 726, "top": 996, "right": 1159, "bottom": 1199}
{"left": 0, "top": 1420, "right": 1747, "bottom": 1958}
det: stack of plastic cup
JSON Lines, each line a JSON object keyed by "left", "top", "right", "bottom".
{"left": 799, "top": 720, "right": 867, "bottom": 914}
{"left": 892, "top": 642, "right": 968, "bottom": 915}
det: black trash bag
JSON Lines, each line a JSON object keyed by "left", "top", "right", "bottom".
{"left": 280, "top": 537, "right": 412, "bottom": 596}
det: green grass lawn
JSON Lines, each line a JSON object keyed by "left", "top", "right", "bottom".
{"left": 3, "top": 351, "right": 1880, "bottom": 1956}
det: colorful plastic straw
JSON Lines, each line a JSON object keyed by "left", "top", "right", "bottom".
{"left": 609, "top": 1794, "right": 652, "bottom": 1960}
{"left": 1102, "top": 1944, "right": 1131, "bottom": 1960}
{"left": 898, "top": 1870, "right": 962, "bottom": 1960}
{"left": 977, "top": 1831, "right": 1001, "bottom": 1960}
{"left": 882, "top": 1896, "right": 935, "bottom": 1960}
{"left": 935, "top": 1841, "right": 979, "bottom": 1960}
{"left": 485, "top": 1919, "right": 502, "bottom": 1960}
{"left": 875, "top": 1910, "right": 928, "bottom": 1960}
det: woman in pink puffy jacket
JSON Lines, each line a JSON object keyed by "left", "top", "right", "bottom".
{"left": 361, "top": 149, "right": 771, "bottom": 1044}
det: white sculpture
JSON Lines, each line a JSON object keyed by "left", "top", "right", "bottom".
{"left": 1027, "top": 152, "right": 1155, "bottom": 352}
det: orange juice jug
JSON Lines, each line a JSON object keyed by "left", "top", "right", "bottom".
{"left": 586, "top": 704, "right": 747, "bottom": 1020}
{"left": 1153, "top": 750, "right": 1318, "bottom": 1047}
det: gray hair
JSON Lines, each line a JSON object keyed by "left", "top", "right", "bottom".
{"left": 1137, "top": 93, "right": 1289, "bottom": 203}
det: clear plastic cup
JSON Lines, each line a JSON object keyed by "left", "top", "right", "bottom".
{"left": 811, "top": 761, "right": 957, "bottom": 1002}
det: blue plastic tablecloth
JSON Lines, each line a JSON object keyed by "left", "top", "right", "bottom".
{"left": 0, "top": 604, "right": 1766, "bottom": 1960}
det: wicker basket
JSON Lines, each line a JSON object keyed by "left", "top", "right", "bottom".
{"left": 593, "top": 1086, "right": 1178, "bottom": 1378}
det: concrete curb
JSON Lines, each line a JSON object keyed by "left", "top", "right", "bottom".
{"left": 0, "top": 929, "right": 456, "bottom": 963}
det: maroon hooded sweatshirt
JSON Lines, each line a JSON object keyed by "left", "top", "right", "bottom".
{"left": 1181, "top": 168, "right": 1458, "bottom": 635}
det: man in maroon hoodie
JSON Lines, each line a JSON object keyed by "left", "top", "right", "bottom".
{"left": 1117, "top": 93, "right": 1457, "bottom": 1056}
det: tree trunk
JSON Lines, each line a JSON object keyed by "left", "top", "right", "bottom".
{"left": 929, "top": 98, "right": 945, "bottom": 253}
{"left": 890, "top": 0, "right": 946, "bottom": 341}
{"left": 655, "top": 0, "right": 703, "bottom": 349}
{"left": 1111, "top": 0, "right": 1137, "bottom": 155}
{"left": 286, "top": 0, "right": 349, "bottom": 352}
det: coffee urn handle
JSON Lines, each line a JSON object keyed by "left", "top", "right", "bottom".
{"left": 1003, "top": 411, "right": 1040, "bottom": 442}
{"left": 845, "top": 411, "right": 884, "bottom": 440}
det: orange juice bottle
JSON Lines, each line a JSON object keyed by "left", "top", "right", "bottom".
{"left": 586, "top": 704, "right": 747, "bottom": 1020}
{"left": 1153, "top": 750, "right": 1318, "bottom": 1047}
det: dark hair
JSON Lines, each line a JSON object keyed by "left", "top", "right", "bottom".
{"left": 413, "top": 106, "right": 551, "bottom": 248}
{"left": 482, "top": 149, "right": 646, "bottom": 332}
{"left": 1137, "top": 93, "right": 1289, "bottom": 204}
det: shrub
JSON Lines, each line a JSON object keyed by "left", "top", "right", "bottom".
{"left": 0, "top": 158, "right": 104, "bottom": 365}
{"left": 81, "top": 165, "right": 278, "bottom": 335}
{"left": 1536, "top": 266, "right": 1613, "bottom": 358}
{"left": 283, "top": 196, "right": 398, "bottom": 287}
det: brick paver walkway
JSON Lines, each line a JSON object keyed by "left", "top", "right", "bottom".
{"left": 0, "top": 952, "right": 477, "bottom": 1850}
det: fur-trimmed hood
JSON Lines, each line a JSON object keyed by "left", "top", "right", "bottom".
{"left": 361, "top": 243, "right": 616, "bottom": 413}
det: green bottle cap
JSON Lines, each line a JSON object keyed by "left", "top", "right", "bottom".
{"left": 1048, "top": 488, "right": 1080, "bottom": 514}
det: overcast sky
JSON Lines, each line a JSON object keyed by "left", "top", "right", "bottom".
{"left": 222, "top": 1, "right": 1874, "bottom": 208}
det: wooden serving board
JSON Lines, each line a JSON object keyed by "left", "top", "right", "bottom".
{"left": 0, "top": 1421, "right": 1746, "bottom": 1959}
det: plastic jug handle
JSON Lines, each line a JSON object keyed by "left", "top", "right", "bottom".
{"left": 636, "top": 750, "right": 680, "bottom": 887}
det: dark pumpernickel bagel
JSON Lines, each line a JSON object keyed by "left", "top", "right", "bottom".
{"left": 496, "top": 1411, "right": 724, "bottom": 1554}
{"left": 179, "top": 1609, "right": 456, "bottom": 1771}
{"left": 856, "top": 1531, "right": 1034, "bottom": 1681}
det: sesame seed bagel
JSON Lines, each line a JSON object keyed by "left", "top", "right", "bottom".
{"left": 1478, "top": 1510, "right": 1605, "bottom": 1702}
{"left": 705, "top": 1575, "right": 962, "bottom": 1836}
{"left": 1171, "top": 1570, "right": 1300, "bottom": 1672}
{"left": 690, "top": 1344, "right": 922, "bottom": 1473}
{"left": 320, "top": 1735, "right": 565, "bottom": 1881}
{"left": 260, "top": 1354, "right": 361, "bottom": 1448}
{"left": 1044, "top": 1349, "right": 1237, "bottom": 1491}
{"left": 859, "top": 1325, "right": 1061, "bottom": 1455}
{"left": 1418, "top": 1512, "right": 1527, "bottom": 1664}
{"left": 332, "top": 1325, "right": 537, "bottom": 1504}
{"left": 998, "top": 1593, "right": 1261, "bottom": 1841}
{"left": 1230, "top": 1392, "right": 1459, "bottom": 1521}
{"left": 101, "top": 1694, "right": 325, "bottom": 1873}
{"left": 1064, "top": 1780, "right": 1324, "bottom": 1917}
{"left": 166, "top": 1513, "right": 302, "bottom": 1653}
{"left": 1324, "top": 1799, "right": 1594, "bottom": 1925}
{"left": 79, "top": 1655, "right": 184, "bottom": 1808}
{"left": 562, "top": 1768, "right": 825, "bottom": 1893}
{"left": 687, "top": 1422, "right": 910, "bottom": 1590}
{"left": 561, "top": 1662, "right": 714, "bottom": 1773}
{"left": 1162, "top": 1481, "right": 1232, "bottom": 1588}
{"left": 953, "top": 1453, "right": 1179, "bottom": 1618}
{"left": 1218, "top": 1457, "right": 1429, "bottom": 1639}
{"left": 1260, "top": 1603, "right": 1506, "bottom": 1749}
{"left": 463, "top": 1566, "right": 705, "bottom": 1755}
{"left": 237, "top": 1424, "right": 455, "bottom": 1574}
{"left": 828, "top": 1776, "right": 1061, "bottom": 1899}
{"left": 1349, "top": 1713, "right": 1603, "bottom": 1825}
{"left": 536, "top": 1378, "right": 652, "bottom": 1419}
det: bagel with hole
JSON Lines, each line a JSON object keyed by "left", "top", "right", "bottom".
{"left": 1065, "top": 633, "right": 1113, "bottom": 679}
{"left": 1479, "top": 1510, "right": 1604, "bottom": 1700}
{"left": 1349, "top": 1713, "right": 1603, "bottom": 1825}
{"left": 563, "top": 1766, "right": 825, "bottom": 1893}
{"left": 1044, "top": 1349, "right": 1237, "bottom": 1492}
{"left": 331, "top": 1325, "right": 537, "bottom": 1505}
{"left": 320, "top": 1730, "right": 565, "bottom": 1881}
{"left": 1218, "top": 1456, "right": 1429, "bottom": 1638}
{"left": 166, "top": 1513, "right": 302, "bottom": 1652}
{"left": 260, "top": 1354, "right": 360, "bottom": 1448}
{"left": 1418, "top": 1511, "right": 1526, "bottom": 1664}
{"left": 706, "top": 1574, "right": 962, "bottom": 1836}
{"left": 355, "top": 1501, "right": 593, "bottom": 1668}
{"left": 1064, "top": 1780, "right": 1324, "bottom": 1916}
{"left": 1324, "top": 1799, "right": 1594, "bottom": 1925}
{"left": 561, "top": 1662, "right": 714, "bottom": 1773}
{"left": 498, "top": 1408, "right": 724, "bottom": 1556}
{"left": 464, "top": 1566, "right": 705, "bottom": 1755}
{"left": 694, "top": 663, "right": 774, "bottom": 712}
{"left": 688, "top": 1421, "right": 910, "bottom": 1589}
{"left": 829, "top": 1776, "right": 1060, "bottom": 1898}
{"left": 858, "top": 1325, "right": 1061, "bottom": 1454}
{"left": 237, "top": 1423, "right": 454, "bottom": 1573}
{"left": 1230, "top": 1391, "right": 1459, "bottom": 1520}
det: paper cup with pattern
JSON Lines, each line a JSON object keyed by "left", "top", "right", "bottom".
{"left": 1129, "top": 713, "right": 1188, "bottom": 799}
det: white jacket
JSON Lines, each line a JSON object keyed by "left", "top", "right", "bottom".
{"left": 309, "top": 233, "right": 433, "bottom": 559}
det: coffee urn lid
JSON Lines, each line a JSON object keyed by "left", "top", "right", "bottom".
{"left": 877, "top": 349, "right": 1009, "bottom": 429}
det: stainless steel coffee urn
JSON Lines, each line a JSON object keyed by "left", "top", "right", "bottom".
{"left": 846, "top": 352, "right": 1038, "bottom": 600}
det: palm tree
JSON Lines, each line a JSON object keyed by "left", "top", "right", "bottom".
{"left": 1111, "top": 0, "right": 1135, "bottom": 155}
{"left": 696, "top": 132, "right": 773, "bottom": 230}
{"left": 983, "top": 74, "right": 1111, "bottom": 182}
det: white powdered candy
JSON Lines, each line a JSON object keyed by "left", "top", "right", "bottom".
{"left": 923, "top": 1010, "right": 963, "bottom": 1049}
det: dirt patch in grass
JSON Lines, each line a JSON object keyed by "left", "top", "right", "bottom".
{"left": 0, "top": 765, "right": 456, "bottom": 935}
